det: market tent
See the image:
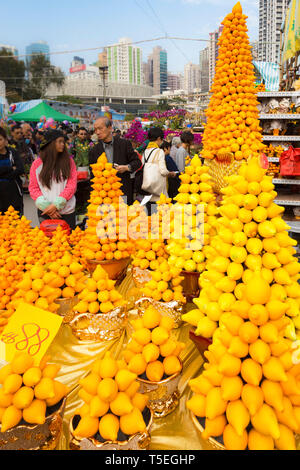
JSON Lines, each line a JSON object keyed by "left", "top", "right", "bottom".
{"left": 8, "top": 101, "right": 79, "bottom": 123}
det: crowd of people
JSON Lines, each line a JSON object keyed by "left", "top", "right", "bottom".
{"left": 0, "top": 116, "right": 195, "bottom": 230}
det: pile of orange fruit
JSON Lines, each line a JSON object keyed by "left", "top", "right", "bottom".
{"left": 166, "top": 155, "right": 218, "bottom": 273}
{"left": 73, "top": 264, "right": 126, "bottom": 314}
{"left": 131, "top": 195, "right": 173, "bottom": 272}
{"left": 73, "top": 351, "right": 149, "bottom": 441}
{"left": 122, "top": 305, "right": 185, "bottom": 382}
{"left": 142, "top": 259, "right": 186, "bottom": 304}
{"left": 39, "top": 225, "right": 73, "bottom": 265}
{"left": 0, "top": 208, "right": 52, "bottom": 319}
{"left": 0, "top": 352, "right": 69, "bottom": 432}
{"left": 80, "top": 153, "right": 135, "bottom": 262}
{"left": 201, "top": 2, "right": 265, "bottom": 162}
{"left": 68, "top": 227, "right": 87, "bottom": 266}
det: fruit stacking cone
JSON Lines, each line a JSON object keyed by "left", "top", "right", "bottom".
{"left": 186, "top": 156, "right": 300, "bottom": 450}
{"left": 166, "top": 155, "right": 218, "bottom": 274}
{"left": 80, "top": 153, "right": 135, "bottom": 262}
{"left": 0, "top": 208, "right": 52, "bottom": 322}
{"left": 73, "top": 264, "right": 126, "bottom": 314}
{"left": 201, "top": 2, "right": 265, "bottom": 191}
{"left": 0, "top": 353, "right": 68, "bottom": 432}
{"left": 131, "top": 195, "right": 171, "bottom": 272}
{"left": 122, "top": 305, "right": 184, "bottom": 381}
{"left": 73, "top": 351, "right": 149, "bottom": 441}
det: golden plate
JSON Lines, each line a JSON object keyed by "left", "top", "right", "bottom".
{"left": 68, "top": 306, "right": 128, "bottom": 341}
{"left": 86, "top": 257, "right": 131, "bottom": 283}
{"left": 0, "top": 398, "right": 66, "bottom": 451}
{"left": 135, "top": 297, "right": 184, "bottom": 329}
{"left": 190, "top": 411, "right": 225, "bottom": 450}
{"left": 55, "top": 297, "right": 78, "bottom": 323}
{"left": 69, "top": 407, "right": 153, "bottom": 450}
{"left": 137, "top": 361, "right": 182, "bottom": 418}
{"left": 131, "top": 267, "right": 153, "bottom": 288}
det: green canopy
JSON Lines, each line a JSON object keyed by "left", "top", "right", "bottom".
{"left": 8, "top": 101, "right": 79, "bottom": 123}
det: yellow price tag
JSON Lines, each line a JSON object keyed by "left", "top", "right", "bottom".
{"left": 0, "top": 302, "right": 62, "bottom": 366}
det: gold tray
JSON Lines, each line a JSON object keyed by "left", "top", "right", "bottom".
{"left": 69, "top": 407, "right": 153, "bottom": 450}
{"left": 135, "top": 297, "right": 184, "bottom": 329}
{"left": 131, "top": 267, "right": 153, "bottom": 288}
{"left": 137, "top": 361, "right": 182, "bottom": 418}
{"left": 0, "top": 398, "right": 66, "bottom": 451}
{"left": 55, "top": 297, "right": 78, "bottom": 323}
{"left": 68, "top": 306, "right": 128, "bottom": 341}
{"left": 86, "top": 257, "right": 131, "bottom": 284}
{"left": 190, "top": 411, "right": 225, "bottom": 450}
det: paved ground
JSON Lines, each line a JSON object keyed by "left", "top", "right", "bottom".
{"left": 24, "top": 194, "right": 39, "bottom": 228}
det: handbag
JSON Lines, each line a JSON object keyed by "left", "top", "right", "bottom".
{"left": 141, "top": 148, "right": 166, "bottom": 197}
{"left": 134, "top": 148, "right": 156, "bottom": 195}
{"left": 280, "top": 146, "right": 300, "bottom": 176}
{"left": 40, "top": 219, "right": 71, "bottom": 238}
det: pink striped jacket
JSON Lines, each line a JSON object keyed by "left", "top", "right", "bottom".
{"left": 29, "top": 157, "right": 77, "bottom": 214}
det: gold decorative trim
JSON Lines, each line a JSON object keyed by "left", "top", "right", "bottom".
{"left": 69, "top": 407, "right": 153, "bottom": 450}
{"left": 0, "top": 398, "right": 66, "bottom": 451}
{"left": 68, "top": 306, "right": 128, "bottom": 341}
{"left": 190, "top": 411, "right": 225, "bottom": 450}
{"left": 135, "top": 297, "right": 184, "bottom": 329}
{"left": 137, "top": 361, "right": 182, "bottom": 418}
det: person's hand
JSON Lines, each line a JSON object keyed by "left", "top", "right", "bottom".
{"left": 168, "top": 171, "right": 177, "bottom": 178}
{"left": 42, "top": 204, "right": 61, "bottom": 219}
{"left": 50, "top": 210, "right": 62, "bottom": 219}
{"left": 115, "top": 164, "right": 129, "bottom": 174}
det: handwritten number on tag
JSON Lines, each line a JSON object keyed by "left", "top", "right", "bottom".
{"left": 1, "top": 323, "right": 50, "bottom": 357}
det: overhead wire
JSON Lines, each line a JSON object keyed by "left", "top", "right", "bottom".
{"left": 0, "top": 36, "right": 211, "bottom": 60}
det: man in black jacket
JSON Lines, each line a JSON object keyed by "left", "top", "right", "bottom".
{"left": 0, "top": 127, "right": 24, "bottom": 215}
{"left": 89, "top": 117, "right": 141, "bottom": 205}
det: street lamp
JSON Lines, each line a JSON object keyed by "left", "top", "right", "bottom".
{"left": 99, "top": 65, "right": 108, "bottom": 106}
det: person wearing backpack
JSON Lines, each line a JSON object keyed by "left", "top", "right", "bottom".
{"left": 0, "top": 126, "right": 24, "bottom": 215}
{"left": 136, "top": 127, "right": 176, "bottom": 214}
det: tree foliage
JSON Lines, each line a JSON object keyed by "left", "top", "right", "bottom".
{"left": 0, "top": 49, "right": 26, "bottom": 102}
{"left": 54, "top": 95, "right": 83, "bottom": 104}
{"left": 23, "top": 54, "right": 65, "bottom": 100}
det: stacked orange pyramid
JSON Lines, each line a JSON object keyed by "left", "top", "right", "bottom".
{"left": 80, "top": 153, "right": 135, "bottom": 262}
{"left": 187, "top": 273, "right": 300, "bottom": 449}
{"left": 131, "top": 195, "right": 171, "bottom": 272}
{"left": 185, "top": 157, "right": 300, "bottom": 449}
{"left": 201, "top": 2, "right": 264, "bottom": 164}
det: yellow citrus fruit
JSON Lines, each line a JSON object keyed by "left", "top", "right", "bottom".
{"left": 146, "top": 360, "right": 164, "bottom": 382}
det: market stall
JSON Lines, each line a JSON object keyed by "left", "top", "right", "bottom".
{"left": 8, "top": 101, "right": 79, "bottom": 124}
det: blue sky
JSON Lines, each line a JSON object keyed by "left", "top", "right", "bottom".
{"left": 1, "top": 0, "right": 259, "bottom": 74}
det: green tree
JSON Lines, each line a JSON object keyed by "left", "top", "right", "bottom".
{"left": 24, "top": 54, "right": 65, "bottom": 100}
{"left": 0, "top": 49, "right": 26, "bottom": 103}
{"left": 148, "top": 99, "right": 171, "bottom": 112}
{"left": 54, "top": 95, "right": 83, "bottom": 105}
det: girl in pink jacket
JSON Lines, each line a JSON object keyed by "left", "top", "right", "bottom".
{"left": 29, "top": 129, "right": 77, "bottom": 230}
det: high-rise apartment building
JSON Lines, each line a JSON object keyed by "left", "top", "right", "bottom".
{"left": 167, "top": 72, "right": 183, "bottom": 91}
{"left": 258, "top": 0, "right": 288, "bottom": 63}
{"left": 146, "top": 46, "right": 168, "bottom": 95}
{"left": 25, "top": 41, "right": 50, "bottom": 66}
{"left": 143, "top": 61, "right": 152, "bottom": 87}
{"left": 208, "top": 26, "right": 223, "bottom": 90}
{"left": 184, "top": 62, "right": 201, "bottom": 93}
{"left": 106, "top": 38, "right": 143, "bottom": 85}
{"left": 199, "top": 47, "right": 209, "bottom": 92}
{"left": 98, "top": 50, "right": 108, "bottom": 67}
{"left": 250, "top": 41, "right": 259, "bottom": 61}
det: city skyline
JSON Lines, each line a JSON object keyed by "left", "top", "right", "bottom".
{"left": 0, "top": 0, "right": 260, "bottom": 76}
